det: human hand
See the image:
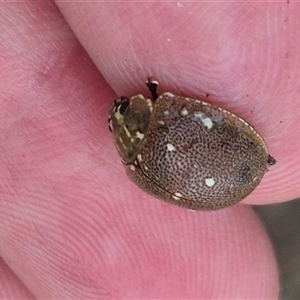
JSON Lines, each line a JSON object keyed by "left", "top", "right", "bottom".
{"left": 2, "top": 2, "right": 298, "bottom": 298}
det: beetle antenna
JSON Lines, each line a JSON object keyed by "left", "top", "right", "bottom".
{"left": 146, "top": 77, "right": 159, "bottom": 101}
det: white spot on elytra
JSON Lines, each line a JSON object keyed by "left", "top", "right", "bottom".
{"left": 181, "top": 108, "right": 188, "bottom": 116}
{"left": 129, "top": 165, "right": 135, "bottom": 171}
{"left": 157, "top": 120, "right": 165, "bottom": 125}
{"left": 175, "top": 192, "right": 182, "bottom": 197}
{"left": 137, "top": 154, "right": 143, "bottom": 161}
{"left": 144, "top": 165, "right": 149, "bottom": 171}
{"left": 194, "top": 112, "right": 213, "bottom": 129}
{"left": 164, "top": 110, "right": 170, "bottom": 116}
{"left": 136, "top": 131, "right": 144, "bottom": 140}
{"left": 205, "top": 178, "right": 215, "bottom": 187}
{"left": 167, "top": 143, "right": 176, "bottom": 151}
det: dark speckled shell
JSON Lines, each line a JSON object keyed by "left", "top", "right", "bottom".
{"left": 109, "top": 89, "right": 275, "bottom": 210}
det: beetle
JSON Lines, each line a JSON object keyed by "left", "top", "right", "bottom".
{"left": 108, "top": 78, "right": 276, "bottom": 210}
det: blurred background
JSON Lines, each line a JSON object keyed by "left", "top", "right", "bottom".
{"left": 255, "top": 198, "right": 300, "bottom": 299}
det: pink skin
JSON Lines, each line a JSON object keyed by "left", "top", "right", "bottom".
{"left": 3, "top": 1, "right": 300, "bottom": 298}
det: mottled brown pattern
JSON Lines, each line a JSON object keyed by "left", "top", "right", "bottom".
{"left": 109, "top": 91, "right": 275, "bottom": 211}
